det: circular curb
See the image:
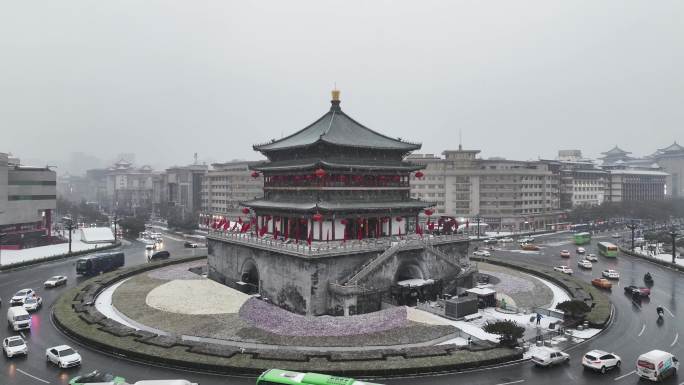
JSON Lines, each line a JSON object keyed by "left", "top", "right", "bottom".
{"left": 52, "top": 256, "right": 524, "bottom": 376}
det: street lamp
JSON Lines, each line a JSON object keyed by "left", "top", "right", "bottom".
{"left": 62, "top": 217, "right": 75, "bottom": 255}
{"left": 474, "top": 214, "right": 482, "bottom": 239}
{"left": 112, "top": 212, "right": 121, "bottom": 242}
{"left": 627, "top": 221, "right": 638, "bottom": 252}
{"left": 668, "top": 227, "right": 680, "bottom": 264}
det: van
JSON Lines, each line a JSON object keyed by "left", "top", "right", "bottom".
{"left": 7, "top": 307, "right": 31, "bottom": 331}
{"left": 636, "top": 350, "right": 679, "bottom": 382}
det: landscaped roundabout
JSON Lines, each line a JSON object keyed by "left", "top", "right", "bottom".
{"left": 52, "top": 256, "right": 612, "bottom": 377}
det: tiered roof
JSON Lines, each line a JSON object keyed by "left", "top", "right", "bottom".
{"left": 254, "top": 92, "right": 420, "bottom": 153}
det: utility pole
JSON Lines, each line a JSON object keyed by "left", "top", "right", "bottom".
{"left": 475, "top": 214, "right": 482, "bottom": 239}
{"left": 113, "top": 212, "right": 119, "bottom": 242}
{"left": 669, "top": 227, "right": 680, "bottom": 264}
{"left": 0, "top": 233, "right": 6, "bottom": 266}
{"left": 627, "top": 221, "right": 638, "bottom": 251}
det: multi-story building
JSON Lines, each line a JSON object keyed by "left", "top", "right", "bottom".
{"left": 545, "top": 152, "right": 608, "bottom": 209}
{"left": 85, "top": 160, "right": 162, "bottom": 215}
{"left": 201, "top": 161, "right": 263, "bottom": 219}
{"left": 598, "top": 146, "right": 668, "bottom": 202}
{"left": 652, "top": 142, "right": 684, "bottom": 198}
{"left": 0, "top": 153, "right": 56, "bottom": 249}
{"left": 162, "top": 163, "right": 208, "bottom": 219}
{"left": 56, "top": 173, "right": 92, "bottom": 204}
{"left": 408, "top": 147, "right": 561, "bottom": 231}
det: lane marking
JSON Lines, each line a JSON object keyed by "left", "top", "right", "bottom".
{"left": 663, "top": 306, "right": 675, "bottom": 318}
{"left": 638, "top": 324, "right": 646, "bottom": 337}
{"left": 495, "top": 380, "right": 525, "bottom": 385}
{"left": 614, "top": 370, "right": 636, "bottom": 381}
{"left": 16, "top": 369, "right": 50, "bottom": 384}
{"left": 672, "top": 333, "right": 679, "bottom": 347}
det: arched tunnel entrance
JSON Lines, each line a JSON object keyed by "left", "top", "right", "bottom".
{"left": 390, "top": 262, "right": 442, "bottom": 306}
{"left": 240, "top": 260, "right": 260, "bottom": 295}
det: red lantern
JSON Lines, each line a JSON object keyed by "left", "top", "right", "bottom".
{"left": 414, "top": 171, "right": 424, "bottom": 179}
{"left": 241, "top": 207, "right": 250, "bottom": 214}
{"left": 314, "top": 168, "right": 327, "bottom": 178}
{"left": 424, "top": 209, "right": 434, "bottom": 216}
{"left": 300, "top": 218, "right": 308, "bottom": 224}
{"left": 395, "top": 217, "right": 403, "bottom": 222}
{"left": 381, "top": 217, "right": 390, "bottom": 223}
{"left": 264, "top": 215, "right": 272, "bottom": 221}
{"left": 340, "top": 219, "right": 348, "bottom": 225}
{"left": 312, "top": 213, "right": 323, "bottom": 222}
{"left": 251, "top": 171, "right": 260, "bottom": 178}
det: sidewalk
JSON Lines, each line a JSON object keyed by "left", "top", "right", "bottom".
{"left": 0, "top": 230, "right": 116, "bottom": 266}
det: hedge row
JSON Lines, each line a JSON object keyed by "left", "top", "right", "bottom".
{"left": 53, "top": 256, "right": 522, "bottom": 376}
{"left": 0, "top": 241, "right": 121, "bottom": 271}
{"left": 472, "top": 257, "right": 612, "bottom": 327}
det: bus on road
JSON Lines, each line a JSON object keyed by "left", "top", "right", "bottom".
{"left": 573, "top": 232, "right": 592, "bottom": 245}
{"left": 76, "top": 252, "right": 125, "bottom": 275}
{"left": 257, "top": 369, "right": 384, "bottom": 385}
{"left": 597, "top": 242, "right": 619, "bottom": 257}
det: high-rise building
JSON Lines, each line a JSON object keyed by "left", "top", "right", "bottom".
{"left": 162, "top": 163, "right": 208, "bottom": 218}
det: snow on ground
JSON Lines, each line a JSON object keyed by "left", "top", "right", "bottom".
{"left": 534, "top": 273, "right": 572, "bottom": 308}
{"left": 568, "top": 328, "right": 601, "bottom": 339}
{"left": 80, "top": 227, "right": 115, "bottom": 243}
{"left": 0, "top": 231, "right": 111, "bottom": 266}
{"left": 146, "top": 279, "right": 251, "bottom": 315}
{"left": 650, "top": 253, "right": 684, "bottom": 266}
{"left": 438, "top": 336, "right": 468, "bottom": 346}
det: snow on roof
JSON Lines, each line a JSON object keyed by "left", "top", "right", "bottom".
{"left": 466, "top": 287, "right": 497, "bottom": 296}
{"left": 80, "top": 227, "right": 115, "bottom": 243}
{"left": 609, "top": 169, "right": 668, "bottom": 176}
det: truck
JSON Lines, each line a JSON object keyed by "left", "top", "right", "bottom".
{"left": 76, "top": 252, "right": 125, "bottom": 276}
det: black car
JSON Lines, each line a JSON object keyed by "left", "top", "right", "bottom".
{"left": 149, "top": 251, "right": 170, "bottom": 260}
{"left": 183, "top": 241, "right": 199, "bottom": 248}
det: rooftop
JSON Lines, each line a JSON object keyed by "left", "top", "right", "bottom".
{"left": 253, "top": 90, "right": 421, "bottom": 153}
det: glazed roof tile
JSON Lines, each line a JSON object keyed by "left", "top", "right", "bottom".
{"left": 254, "top": 101, "right": 420, "bottom": 152}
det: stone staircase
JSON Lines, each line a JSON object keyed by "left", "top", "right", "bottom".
{"left": 345, "top": 242, "right": 404, "bottom": 285}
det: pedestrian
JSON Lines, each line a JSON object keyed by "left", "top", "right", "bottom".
{"left": 467, "top": 337, "right": 472, "bottom": 346}
{"left": 536, "top": 312, "right": 542, "bottom": 326}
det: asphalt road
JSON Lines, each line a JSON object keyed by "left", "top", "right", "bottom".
{"left": 1, "top": 230, "right": 682, "bottom": 385}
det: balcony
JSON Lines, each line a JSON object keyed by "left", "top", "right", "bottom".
{"left": 206, "top": 230, "right": 468, "bottom": 258}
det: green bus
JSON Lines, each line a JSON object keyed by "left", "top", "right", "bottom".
{"left": 257, "top": 369, "right": 384, "bottom": 385}
{"left": 573, "top": 232, "right": 592, "bottom": 245}
{"left": 597, "top": 241, "right": 618, "bottom": 257}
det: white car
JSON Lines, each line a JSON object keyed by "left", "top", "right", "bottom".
{"left": 582, "top": 350, "right": 621, "bottom": 373}
{"left": 473, "top": 250, "right": 491, "bottom": 257}
{"left": 585, "top": 254, "right": 598, "bottom": 262}
{"left": 554, "top": 265, "right": 573, "bottom": 274}
{"left": 10, "top": 288, "right": 35, "bottom": 306}
{"left": 612, "top": 233, "right": 621, "bottom": 238}
{"left": 2, "top": 336, "right": 28, "bottom": 358}
{"left": 531, "top": 347, "right": 570, "bottom": 367}
{"left": 46, "top": 345, "right": 82, "bottom": 368}
{"left": 576, "top": 247, "right": 586, "bottom": 254}
{"left": 602, "top": 269, "right": 620, "bottom": 279}
{"left": 145, "top": 244, "right": 155, "bottom": 251}
{"left": 577, "top": 259, "right": 593, "bottom": 269}
{"left": 44, "top": 275, "right": 68, "bottom": 288}
{"left": 500, "top": 237, "right": 515, "bottom": 242}
{"left": 23, "top": 296, "right": 42, "bottom": 312}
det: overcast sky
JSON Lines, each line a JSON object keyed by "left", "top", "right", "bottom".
{"left": 1, "top": 1, "right": 682, "bottom": 174}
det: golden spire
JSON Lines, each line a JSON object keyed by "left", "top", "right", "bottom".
{"left": 331, "top": 88, "right": 340, "bottom": 102}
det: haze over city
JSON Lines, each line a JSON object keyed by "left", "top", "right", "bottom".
{"left": 2, "top": 1, "right": 682, "bottom": 173}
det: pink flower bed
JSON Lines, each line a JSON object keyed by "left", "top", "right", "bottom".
{"left": 239, "top": 298, "right": 408, "bottom": 336}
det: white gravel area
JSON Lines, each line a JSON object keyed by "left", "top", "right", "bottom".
{"left": 146, "top": 279, "right": 251, "bottom": 315}
{"left": 406, "top": 307, "right": 451, "bottom": 325}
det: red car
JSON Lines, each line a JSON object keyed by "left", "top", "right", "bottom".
{"left": 624, "top": 285, "right": 650, "bottom": 296}
{"left": 560, "top": 250, "right": 571, "bottom": 258}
